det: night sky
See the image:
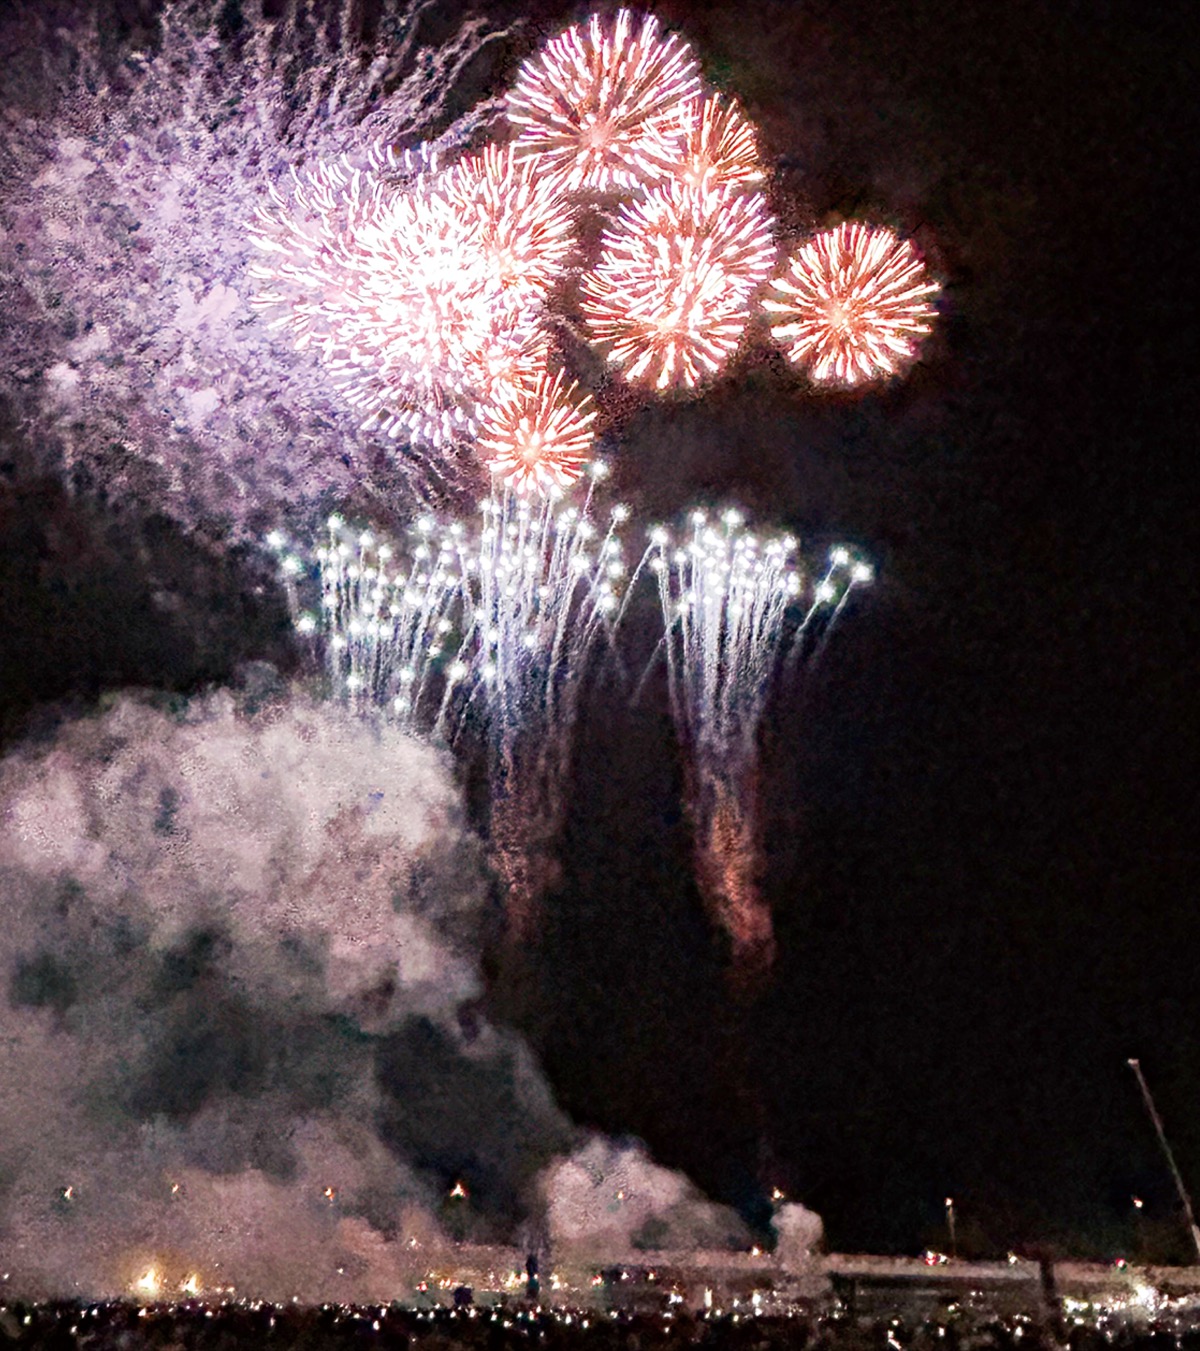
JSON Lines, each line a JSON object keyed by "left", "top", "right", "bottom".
{"left": 1, "top": 0, "right": 1196, "bottom": 1270}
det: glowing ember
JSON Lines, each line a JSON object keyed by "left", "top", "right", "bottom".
{"left": 581, "top": 181, "right": 776, "bottom": 389}
{"left": 505, "top": 10, "right": 703, "bottom": 192}
{"left": 765, "top": 221, "right": 939, "bottom": 387}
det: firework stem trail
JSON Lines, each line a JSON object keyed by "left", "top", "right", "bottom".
{"left": 641, "top": 511, "right": 872, "bottom": 983}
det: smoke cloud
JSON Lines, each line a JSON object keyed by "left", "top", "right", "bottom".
{"left": 0, "top": 685, "right": 565, "bottom": 1299}
{"left": 0, "top": 683, "right": 766, "bottom": 1301}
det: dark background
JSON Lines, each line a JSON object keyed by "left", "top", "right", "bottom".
{"left": 2, "top": 0, "right": 1196, "bottom": 1259}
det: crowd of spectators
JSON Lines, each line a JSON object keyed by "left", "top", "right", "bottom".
{"left": 6, "top": 1300, "right": 1200, "bottom": 1351}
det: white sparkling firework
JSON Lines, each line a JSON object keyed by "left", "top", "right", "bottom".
{"left": 581, "top": 181, "right": 777, "bottom": 390}
{"left": 505, "top": 9, "right": 703, "bottom": 192}
{"left": 640, "top": 510, "right": 871, "bottom": 972}
{"left": 272, "top": 477, "right": 627, "bottom": 940}
{"left": 269, "top": 517, "right": 469, "bottom": 731}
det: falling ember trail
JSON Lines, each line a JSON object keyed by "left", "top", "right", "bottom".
{"left": 642, "top": 512, "right": 871, "bottom": 987}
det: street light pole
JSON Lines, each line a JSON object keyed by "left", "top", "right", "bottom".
{"left": 945, "top": 1197, "right": 957, "bottom": 1260}
{"left": 1127, "top": 1058, "right": 1200, "bottom": 1264}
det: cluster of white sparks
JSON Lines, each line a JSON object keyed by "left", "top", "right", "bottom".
{"left": 646, "top": 512, "right": 872, "bottom": 765}
{"left": 271, "top": 471, "right": 625, "bottom": 756}
{"left": 271, "top": 474, "right": 628, "bottom": 941}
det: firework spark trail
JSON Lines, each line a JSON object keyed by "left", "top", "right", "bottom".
{"left": 268, "top": 517, "right": 472, "bottom": 735}
{"left": 581, "top": 181, "right": 777, "bottom": 389}
{"left": 642, "top": 510, "right": 872, "bottom": 978}
{"left": 449, "top": 473, "right": 628, "bottom": 942}
{"left": 765, "top": 221, "right": 940, "bottom": 388}
{"left": 505, "top": 9, "right": 703, "bottom": 192}
{"left": 274, "top": 474, "right": 627, "bottom": 943}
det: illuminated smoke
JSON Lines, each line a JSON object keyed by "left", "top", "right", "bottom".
{"left": 645, "top": 93, "right": 766, "bottom": 191}
{"left": 764, "top": 221, "right": 940, "bottom": 388}
{"left": 505, "top": 10, "right": 703, "bottom": 193}
{"left": 642, "top": 512, "right": 872, "bottom": 979}
{"left": 581, "top": 181, "right": 777, "bottom": 390}
{"left": 0, "top": 0, "right": 510, "bottom": 534}
{"left": 477, "top": 368, "right": 598, "bottom": 494}
{"left": 540, "top": 1138, "right": 751, "bottom": 1260}
{"left": 0, "top": 686, "right": 595, "bottom": 1299}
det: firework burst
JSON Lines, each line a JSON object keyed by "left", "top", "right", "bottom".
{"left": 477, "top": 368, "right": 598, "bottom": 495}
{"left": 581, "top": 181, "right": 777, "bottom": 389}
{"left": 641, "top": 510, "right": 872, "bottom": 980}
{"left": 765, "top": 222, "right": 940, "bottom": 388}
{"left": 505, "top": 10, "right": 703, "bottom": 192}
{"left": 645, "top": 93, "right": 765, "bottom": 190}
{"left": 250, "top": 144, "right": 575, "bottom": 451}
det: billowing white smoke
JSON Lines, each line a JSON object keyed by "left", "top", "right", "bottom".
{"left": 0, "top": 686, "right": 573, "bottom": 1300}
{"left": 0, "top": 0, "right": 506, "bottom": 535}
{"left": 539, "top": 1138, "right": 752, "bottom": 1261}
{"left": 0, "top": 684, "right": 791, "bottom": 1302}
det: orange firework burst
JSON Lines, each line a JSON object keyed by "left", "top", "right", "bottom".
{"left": 764, "top": 222, "right": 939, "bottom": 388}
{"left": 478, "top": 368, "right": 597, "bottom": 494}
{"left": 505, "top": 10, "right": 702, "bottom": 192}
{"left": 645, "top": 93, "right": 765, "bottom": 190}
{"left": 580, "top": 181, "right": 776, "bottom": 390}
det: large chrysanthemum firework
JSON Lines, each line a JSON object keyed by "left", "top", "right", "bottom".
{"left": 478, "top": 369, "right": 598, "bottom": 495}
{"left": 250, "top": 145, "right": 575, "bottom": 447}
{"left": 764, "top": 222, "right": 939, "bottom": 388}
{"left": 505, "top": 10, "right": 703, "bottom": 192}
{"left": 580, "top": 181, "right": 776, "bottom": 389}
{"left": 645, "top": 93, "right": 765, "bottom": 190}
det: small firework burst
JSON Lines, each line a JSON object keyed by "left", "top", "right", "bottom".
{"left": 645, "top": 93, "right": 765, "bottom": 190}
{"left": 478, "top": 368, "right": 598, "bottom": 495}
{"left": 764, "top": 221, "right": 940, "bottom": 388}
{"left": 505, "top": 9, "right": 703, "bottom": 192}
{"left": 580, "top": 181, "right": 776, "bottom": 390}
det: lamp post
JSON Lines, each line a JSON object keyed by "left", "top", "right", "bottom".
{"left": 945, "top": 1197, "right": 957, "bottom": 1260}
{"left": 1127, "top": 1059, "right": 1200, "bottom": 1264}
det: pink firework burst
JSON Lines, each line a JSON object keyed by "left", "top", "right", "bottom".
{"left": 505, "top": 10, "right": 703, "bottom": 193}
{"left": 645, "top": 93, "right": 765, "bottom": 190}
{"left": 764, "top": 222, "right": 940, "bottom": 388}
{"left": 477, "top": 368, "right": 598, "bottom": 494}
{"left": 251, "top": 145, "right": 576, "bottom": 448}
{"left": 439, "top": 143, "right": 577, "bottom": 304}
{"left": 580, "top": 181, "right": 776, "bottom": 390}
